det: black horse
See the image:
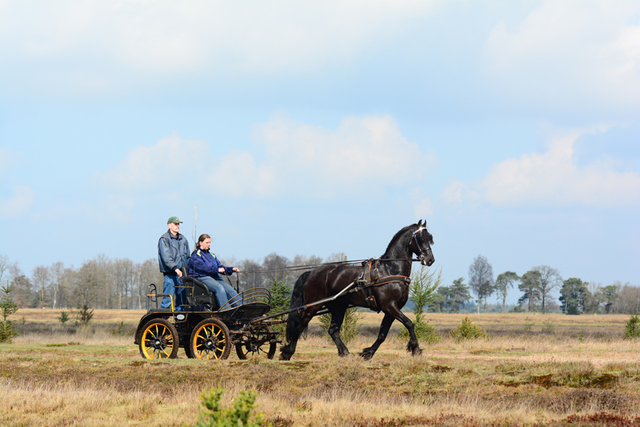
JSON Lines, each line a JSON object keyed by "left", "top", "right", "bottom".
{"left": 280, "top": 220, "right": 435, "bottom": 361}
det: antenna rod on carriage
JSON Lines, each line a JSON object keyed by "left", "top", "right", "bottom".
{"left": 193, "top": 204, "right": 197, "bottom": 245}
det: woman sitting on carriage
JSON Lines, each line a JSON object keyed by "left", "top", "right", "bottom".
{"left": 188, "top": 234, "right": 240, "bottom": 309}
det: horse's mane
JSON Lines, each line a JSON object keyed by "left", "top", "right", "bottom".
{"left": 380, "top": 224, "right": 416, "bottom": 260}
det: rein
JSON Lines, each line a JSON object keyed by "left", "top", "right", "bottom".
{"left": 236, "top": 257, "right": 422, "bottom": 275}
{"left": 236, "top": 223, "right": 430, "bottom": 277}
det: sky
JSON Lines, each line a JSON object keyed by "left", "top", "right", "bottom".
{"left": 1, "top": 1, "right": 639, "bottom": 305}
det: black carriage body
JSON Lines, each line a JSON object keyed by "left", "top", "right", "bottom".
{"left": 134, "top": 276, "right": 279, "bottom": 360}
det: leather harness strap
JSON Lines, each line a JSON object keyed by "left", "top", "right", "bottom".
{"left": 350, "top": 258, "right": 412, "bottom": 311}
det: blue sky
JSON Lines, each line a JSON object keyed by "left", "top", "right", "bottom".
{"left": 1, "top": 1, "right": 638, "bottom": 304}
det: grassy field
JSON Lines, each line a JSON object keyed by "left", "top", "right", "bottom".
{"left": 1, "top": 309, "right": 639, "bottom": 426}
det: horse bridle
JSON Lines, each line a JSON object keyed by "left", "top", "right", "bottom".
{"left": 411, "top": 224, "right": 432, "bottom": 264}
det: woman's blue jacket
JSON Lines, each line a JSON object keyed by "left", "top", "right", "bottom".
{"left": 188, "top": 248, "right": 234, "bottom": 279}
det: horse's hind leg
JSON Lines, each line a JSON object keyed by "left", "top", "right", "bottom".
{"left": 280, "top": 308, "right": 318, "bottom": 360}
{"left": 359, "top": 313, "right": 395, "bottom": 360}
{"left": 280, "top": 336, "right": 299, "bottom": 361}
{"left": 280, "top": 311, "right": 303, "bottom": 360}
{"left": 327, "top": 306, "right": 350, "bottom": 357}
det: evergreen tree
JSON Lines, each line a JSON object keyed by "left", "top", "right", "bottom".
{"left": 268, "top": 276, "right": 292, "bottom": 334}
{"left": 0, "top": 285, "right": 19, "bottom": 343}
{"left": 433, "top": 286, "right": 451, "bottom": 312}
{"left": 559, "top": 277, "right": 591, "bottom": 315}
{"left": 450, "top": 277, "right": 471, "bottom": 313}
{"left": 495, "top": 271, "right": 519, "bottom": 313}
{"left": 601, "top": 284, "right": 618, "bottom": 314}
{"left": 518, "top": 270, "right": 542, "bottom": 312}
{"left": 267, "top": 277, "right": 291, "bottom": 315}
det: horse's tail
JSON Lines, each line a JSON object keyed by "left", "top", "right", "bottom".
{"left": 286, "top": 270, "right": 310, "bottom": 343}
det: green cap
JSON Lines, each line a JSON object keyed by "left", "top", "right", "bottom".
{"left": 167, "top": 216, "right": 183, "bottom": 224}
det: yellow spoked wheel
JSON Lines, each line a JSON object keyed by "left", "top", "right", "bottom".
{"left": 235, "top": 325, "right": 277, "bottom": 360}
{"left": 139, "top": 318, "right": 179, "bottom": 359}
{"left": 189, "top": 318, "right": 231, "bottom": 360}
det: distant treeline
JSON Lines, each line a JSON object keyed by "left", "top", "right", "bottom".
{"left": 1, "top": 253, "right": 638, "bottom": 314}
{"left": 430, "top": 256, "right": 640, "bottom": 315}
{"left": 0, "top": 253, "right": 329, "bottom": 310}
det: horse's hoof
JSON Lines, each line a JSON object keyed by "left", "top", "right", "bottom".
{"left": 358, "top": 351, "right": 374, "bottom": 361}
{"left": 279, "top": 352, "right": 292, "bottom": 361}
{"left": 411, "top": 348, "right": 423, "bottom": 357}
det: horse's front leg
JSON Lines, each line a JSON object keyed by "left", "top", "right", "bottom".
{"left": 359, "top": 313, "right": 395, "bottom": 360}
{"left": 393, "top": 309, "right": 422, "bottom": 356}
{"left": 328, "top": 306, "right": 350, "bottom": 357}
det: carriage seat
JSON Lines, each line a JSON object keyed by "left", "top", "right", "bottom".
{"left": 180, "top": 268, "right": 219, "bottom": 311}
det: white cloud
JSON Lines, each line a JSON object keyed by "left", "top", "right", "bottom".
{"left": 483, "top": 0, "right": 640, "bottom": 107}
{"left": 210, "top": 114, "right": 436, "bottom": 199}
{"left": 93, "top": 133, "right": 211, "bottom": 192}
{"left": 409, "top": 189, "right": 434, "bottom": 218}
{"left": 97, "top": 114, "right": 435, "bottom": 200}
{"left": 447, "top": 126, "right": 640, "bottom": 208}
{"left": 0, "top": 1, "right": 439, "bottom": 94}
{"left": 0, "top": 148, "right": 21, "bottom": 174}
{"left": 442, "top": 180, "right": 474, "bottom": 206}
{"left": 0, "top": 185, "right": 35, "bottom": 217}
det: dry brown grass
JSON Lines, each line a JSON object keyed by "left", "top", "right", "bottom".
{"left": 16, "top": 308, "right": 147, "bottom": 323}
{"left": 1, "top": 310, "right": 639, "bottom": 426}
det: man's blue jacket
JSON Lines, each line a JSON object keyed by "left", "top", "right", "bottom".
{"left": 158, "top": 230, "right": 190, "bottom": 275}
{"left": 189, "top": 248, "right": 234, "bottom": 279}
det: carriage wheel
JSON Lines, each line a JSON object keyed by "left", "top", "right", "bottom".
{"left": 189, "top": 318, "right": 231, "bottom": 360}
{"left": 235, "top": 325, "right": 277, "bottom": 360}
{"left": 139, "top": 318, "right": 179, "bottom": 359}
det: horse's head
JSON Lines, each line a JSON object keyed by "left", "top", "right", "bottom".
{"left": 411, "top": 219, "right": 435, "bottom": 266}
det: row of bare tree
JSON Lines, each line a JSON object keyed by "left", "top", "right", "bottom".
{"left": 1, "top": 252, "right": 637, "bottom": 314}
{"left": 0, "top": 253, "right": 330, "bottom": 310}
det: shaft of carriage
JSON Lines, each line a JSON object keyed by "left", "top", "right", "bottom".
{"left": 249, "top": 279, "right": 357, "bottom": 324}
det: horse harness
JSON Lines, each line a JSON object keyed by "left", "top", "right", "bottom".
{"left": 349, "top": 258, "right": 411, "bottom": 312}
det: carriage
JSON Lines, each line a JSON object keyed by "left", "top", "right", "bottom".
{"left": 133, "top": 271, "right": 281, "bottom": 360}
{"left": 134, "top": 220, "right": 435, "bottom": 361}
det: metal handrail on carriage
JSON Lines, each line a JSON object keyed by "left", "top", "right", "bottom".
{"left": 146, "top": 283, "right": 175, "bottom": 312}
{"left": 218, "top": 287, "right": 271, "bottom": 311}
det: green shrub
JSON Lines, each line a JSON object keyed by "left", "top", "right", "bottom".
{"left": 0, "top": 285, "right": 19, "bottom": 343}
{"left": 58, "top": 311, "right": 70, "bottom": 324}
{"left": 111, "top": 320, "right": 134, "bottom": 336}
{"left": 268, "top": 279, "right": 291, "bottom": 315}
{"left": 449, "top": 317, "right": 487, "bottom": 341}
{"left": 522, "top": 317, "right": 534, "bottom": 333}
{"left": 195, "top": 385, "right": 268, "bottom": 427}
{"left": 542, "top": 319, "right": 555, "bottom": 334}
{"left": 397, "top": 266, "right": 442, "bottom": 344}
{"left": 319, "top": 308, "right": 362, "bottom": 345}
{"left": 75, "top": 304, "right": 94, "bottom": 326}
{"left": 268, "top": 278, "right": 291, "bottom": 334}
{"left": 624, "top": 315, "right": 640, "bottom": 339}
